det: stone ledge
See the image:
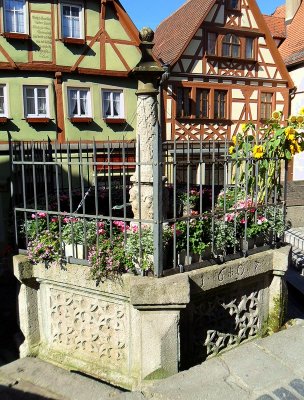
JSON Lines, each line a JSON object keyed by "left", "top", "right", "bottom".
{"left": 130, "top": 274, "right": 190, "bottom": 307}
{"left": 187, "top": 248, "right": 290, "bottom": 293}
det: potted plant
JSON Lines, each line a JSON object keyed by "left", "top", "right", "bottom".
{"left": 61, "top": 218, "right": 97, "bottom": 259}
{"left": 175, "top": 213, "right": 212, "bottom": 265}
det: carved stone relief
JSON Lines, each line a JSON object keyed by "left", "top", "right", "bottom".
{"left": 204, "top": 291, "right": 261, "bottom": 357}
{"left": 190, "top": 280, "right": 265, "bottom": 364}
{"left": 49, "top": 289, "right": 126, "bottom": 362}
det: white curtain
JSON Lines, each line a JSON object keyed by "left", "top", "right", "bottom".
{"left": 69, "top": 89, "right": 78, "bottom": 116}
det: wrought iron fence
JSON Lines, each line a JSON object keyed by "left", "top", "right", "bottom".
{"left": 11, "top": 137, "right": 287, "bottom": 278}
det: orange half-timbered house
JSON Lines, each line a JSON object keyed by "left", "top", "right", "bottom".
{"left": 154, "top": 0, "right": 294, "bottom": 143}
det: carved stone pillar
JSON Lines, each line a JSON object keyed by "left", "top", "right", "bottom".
{"left": 129, "top": 27, "right": 164, "bottom": 222}
{"left": 269, "top": 245, "right": 290, "bottom": 332}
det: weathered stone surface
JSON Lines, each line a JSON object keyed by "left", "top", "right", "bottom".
{"left": 140, "top": 310, "right": 180, "bottom": 380}
{"left": 12, "top": 246, "right": 290, "bottom": 389}
{"left": 130, "top": 274, "right": 189, "bottom": 307}
{"left": 188, "top": 250, "right": 274, "bottom": 292}
{"left": 254, "top": 323, "right": 304, "bottom": 375}
{"left": 273, "top": 245, "right": 291, "bottom": 274}
{"left": 0, "top": 357, "right": 123, "bottom": 400}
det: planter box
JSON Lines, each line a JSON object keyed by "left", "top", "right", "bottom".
{"left": 13, "top": 246, "right": 290, "bottom": 389}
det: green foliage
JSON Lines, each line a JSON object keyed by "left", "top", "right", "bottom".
{"left": 89, "top": 236, "right": 133, "bottom": 284}
{"left": 175, "top": 214, "right": 211, "bottom": 254}
{"left": 27, "top": 230, "right": 61, "bottom": 265}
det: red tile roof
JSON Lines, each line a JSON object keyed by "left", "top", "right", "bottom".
{"left": 263, "top": 15, "right": 286, "bottom": 39}
{"left": 153, "top": 0, "right": 215, "bottom": 65}
{"left": 279, "top": 1, "right": 304, "bottom": 66}
{"left": 272, "top": 4, "right": 286, "bottom": 18}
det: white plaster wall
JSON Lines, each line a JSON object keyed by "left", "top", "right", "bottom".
{"left": 231, "top": 102, "right": 244, "bottom": 120}
{"left": 260, "top": 48, "right": 275, "bottom": 64}
{"left": 290, "top": 67, "right": 304, "bottom": 114}
{"left": 290, "top": 66, "right": 304, "bottom": 180}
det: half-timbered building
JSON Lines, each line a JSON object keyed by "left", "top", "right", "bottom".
{"left": 154, "top": 0, "right": 293, "bottom": 144}
{"left": 0, "top": 0, "right": 141, "bottom": 144}
{"left": 0, "top": 0, "right": 141, "bottom": 252}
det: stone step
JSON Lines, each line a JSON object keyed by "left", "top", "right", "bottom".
{"left": 0, "top": 358, "right": 125, "bottom": 400}
{"left": 284, "top": 228, "right": 304, "bottom": 251}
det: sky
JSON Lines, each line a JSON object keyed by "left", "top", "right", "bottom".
{"left": 123, "top": 0, "right": 284, "bottom": 30}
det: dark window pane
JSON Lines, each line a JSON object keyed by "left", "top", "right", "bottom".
{"left": 207, "top": 32, "right": 217, "bottom": 55}
{"left": 246, "top": 38, "right": 254, "bottom": 58}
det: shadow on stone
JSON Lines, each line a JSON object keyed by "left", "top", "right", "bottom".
{"left": 0, "top": 385, "right": 57, "bottom": 400}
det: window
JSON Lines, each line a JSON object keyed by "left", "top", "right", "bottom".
{"left": 61, "top": 4, "right": 82, "bottom": 38}
{"left": 246, "top": 37, "right": 254, "bottom": 59}
{"left": 68, "top": 88, "right": 91, "bottom": 117}
{"left": 260, "top": 92, "right": 273, "bottom": 120}
{"left": 24, "top": 86, "right": 48, "bottom": 118}
{"left": 214, "top": 90, "right": 227, "bottom": 119}
{"left": 102, "top": 90, "right": 124, "bottom": 119}
{"left": 207, "top": 32, "right": 217, "bottom": 55}
{"left": 222, "top": 34, "right": 240, "bottom": 58}
{"left": 0, "top": 86, "right": 7, "bottom": 117}
{"left": 177, "top": 87, "right": 191, "bottom": 117}
{"left": 4, "top": 0, "right": 26, "bottom": 33}
{"left": 227, "top": 0, "right": 239, "bottom": 10}
{"left": 196, "top": 89, "right": 209, "bottom": 118}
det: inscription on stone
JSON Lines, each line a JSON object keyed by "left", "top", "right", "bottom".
{"left": 217, "top": 264, "right": 245, "bottom": 282}
{"left": 31, "top": 14, "right": 52, "bottom": 62}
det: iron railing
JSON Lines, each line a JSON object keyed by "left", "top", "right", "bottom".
{"left": 11, "top": 138, "right": 288, "bottom": 277}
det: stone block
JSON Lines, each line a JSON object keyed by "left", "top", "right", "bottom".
{"left": 130, "top": 274, "right": 189, "bottom": 307}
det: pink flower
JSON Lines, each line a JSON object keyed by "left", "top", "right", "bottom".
{"left": 37, "top": 212, "right": 47, "bottom": 218}
{"left": 113, "top": 220, "right": 129, "bottom": 232}
{"left": 131, "top": 225, "right": 139, "bottom": 233}
{"left": 51, "top": 217, "right": 58, "bottom": 223}
{"left": 191, "top": 210, "right": 198, "bottom": 216}
{"left": 240, "top": 218, "right": 246, "bottom": 224}
{"left": 225, "top": 213, "right": 235, "bottom": 222}
{"left": 257, "top": 217, "right": 268, "bottom": 225}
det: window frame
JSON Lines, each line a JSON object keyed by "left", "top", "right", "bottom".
{"left": 260, "top": 92, "right": 273, "bottom": 120}
{"left": 23, "top": 85, "right": 49, "bottom": 119}
{"left": 245, "top": 37, "right": 255, "bottom": 59}
{"left": 0, "top": 85, "right": 8, "bottom": 117}
{"left": 102, "top": 89, "right": 124, "bottom": 120}
{"left": 222, "top": 34, "right": 241, "bottom": 58}
{"left": 60, "top": 2, "right": 84, "bottom": 40}
{"left": 3, "top": 0, "right": 28, "bottom": 35}
{"left": 196, "top": 89, "right": 210, "bottom": 119}
{"left": 207, "top": 32, "right": 217, "bottom": 56}
{"left": 214, "top": 90, "right": 227, "bottom": 120}
{"left": 67, "top": 87, "right": 91, "bottom": 118}
{"left": 176, "top": 87, "right": 191, "bottom": 118}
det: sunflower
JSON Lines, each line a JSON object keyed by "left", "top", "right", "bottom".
{"left": 252, "top": 145, "right": 264, "bottom": 159}
{"left": 229, "top": 145, "right": 235, "bottom": 155}
{"left": 285, "top": 126, "right": 296, "bottom": 140}
{"left": 297, "top": 115, "right": 304, "bottom": 124}
{"left": 289, "top": 115, "right": 297, "bottom": 123}
{"left": 241, "top": 123, "right": 247, "bottom": 132}
{"left": 299, "top": 107, "right": 304, "bottom": 116}
{"left": 231, "top": 135, "right": 237, "bottom": 145}
{"left": 272, "top": 110, "right": 280, "bottom": 120}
